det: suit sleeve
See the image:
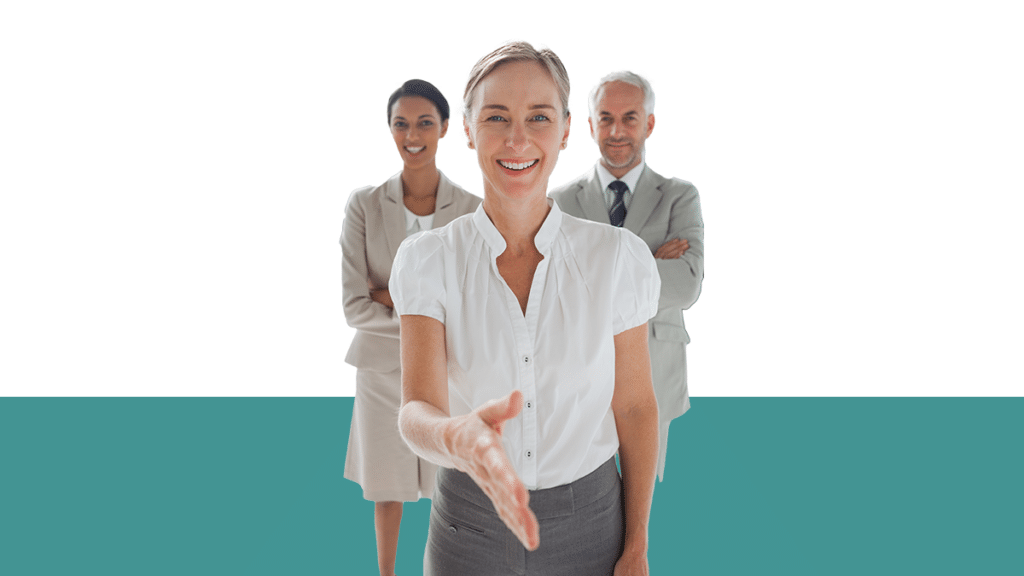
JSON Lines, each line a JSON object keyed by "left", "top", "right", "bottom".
{"left": 656, "top": 182, "right": 704, "bottom": 311}
{"left": 340, "top": 189, "right": 401, "bottom": 339}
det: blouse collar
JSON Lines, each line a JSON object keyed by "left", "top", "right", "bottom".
{"left": 472, "top": 198, "right": 563, "bottom": 257}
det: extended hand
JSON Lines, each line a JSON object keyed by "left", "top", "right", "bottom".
{"left": 446, "top": 390, "right": 539, "bottom": 550}
{"left": 653, "top": 238, "right": 689, "bottom": 260}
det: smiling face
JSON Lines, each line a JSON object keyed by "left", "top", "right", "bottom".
{"left": 464, "top": 60, "right": 570, "bottom": 202}
{"left": 589, "top": 81, "right": 655, "bottom": 178}
{"left": 390, "top": 96, "right": 448, "bottom": 170}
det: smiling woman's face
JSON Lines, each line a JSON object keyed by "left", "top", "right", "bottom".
{"left": 390, "top": 96, "right": 447, "bottom": 170}
{"left": 464, "top": 60, "right": 570, "bottom": 202}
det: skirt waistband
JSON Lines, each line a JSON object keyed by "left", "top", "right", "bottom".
{"left": 436, "top": 456, "right": 619, "bottom": 520}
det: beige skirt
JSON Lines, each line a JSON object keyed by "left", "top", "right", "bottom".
{"left": 344, "top": 367, "right": 437, "bottom": 502}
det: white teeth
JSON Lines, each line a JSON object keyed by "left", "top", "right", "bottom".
{"left": 406, "top": 146, "right": 424, "bottom": 153}
{"left": 498, "top": 160, "right": 538, "bottom": 171}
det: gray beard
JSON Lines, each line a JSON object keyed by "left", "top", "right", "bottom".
{"left": 601, "top": 144, "right": 644, "bottom": 170}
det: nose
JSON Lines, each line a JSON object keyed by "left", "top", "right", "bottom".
{"left": 609, "top": 121, "right": 621, "bottom": 137}
{"left": 506, "top": 122, "right": 528, "bottom": 152}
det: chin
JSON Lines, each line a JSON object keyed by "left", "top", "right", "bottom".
{"left": 602, "top": 148, "right": 637, "bottom": 167}
{"left": 605, "top": 157, "right": 635, "bottom": 170}
{"left": 492, "top": 178, "right": 547, "bottom": 201}
{"left": 500, "top": 183, "right": 539, "bottom": 199}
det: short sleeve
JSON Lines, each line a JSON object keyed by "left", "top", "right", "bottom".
{"left": 611, "top": 229, "right": 662, "bottom": 334}
{"left": 390, "top": 231, "right": 446, "bottom": 324}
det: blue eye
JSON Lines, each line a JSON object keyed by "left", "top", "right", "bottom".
{"left": 486, "top": 115, "right": 505, "bottom": 122}
{"left": 531, "top": 114, "right": 550, "bottom": 122}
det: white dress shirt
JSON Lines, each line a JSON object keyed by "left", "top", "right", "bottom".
{"left": 391, "top": 200, "right": 660, "bottom": 489}
{"left": 596, "top": 161, "right": 645, "bottom": 212}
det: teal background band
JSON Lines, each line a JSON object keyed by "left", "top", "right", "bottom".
{"left": 1, "top": 398, "right": 1021, "bottom": 575}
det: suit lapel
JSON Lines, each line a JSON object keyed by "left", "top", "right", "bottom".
{"left": 431, "top": 172, "right": 458, "bottom": 228}
{"left": 381, "top": 172, "right": 407, "bottom": 264}
{"left": 624, "top": 166, "right": 665, "bottom": 233}
{"left": 577, "top": 167, "right": 611, "bottom": 224}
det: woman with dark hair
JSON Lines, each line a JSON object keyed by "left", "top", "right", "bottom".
{"left": 341, "top": 79, "right": 480, "bottom": 576}
{"left": 391, "top": 43, "right": 660, "bottom": 575}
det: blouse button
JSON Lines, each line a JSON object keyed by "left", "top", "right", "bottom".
{"left": 526, "top": 450, "right": 533, "bottom": 458}
{"left": 526, "top": 401, "right": 532, "bottom": 409}
{"left": 523, "top": 355, "right": 530, "bottom": 364}
{"left": 449, "top": 525, "right": 457, "bottom": 533}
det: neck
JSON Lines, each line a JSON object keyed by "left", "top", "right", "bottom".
{"left": 482, "top": 192, "right": 550, "bottom": 255}
{"left": 401, "top": 163, "right": 441, "bottom": 200}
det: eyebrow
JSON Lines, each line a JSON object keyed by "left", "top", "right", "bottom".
{"left": 600, "top": 110, "right": 641, "bottom": 117}
{"left": 393, "top": 114, "right": 437, "bottom": 120}
{"left": 481, "top": 104, "right": 558, "bottom": 111}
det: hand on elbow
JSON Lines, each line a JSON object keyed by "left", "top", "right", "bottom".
{"left": 654, "top": 238, "right": 688, "bottom": 259}
{"left": 369, "top": 288, "right": 394, "bottom": 308}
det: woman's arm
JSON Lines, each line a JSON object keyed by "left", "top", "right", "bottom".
{"left": 369, "top": 288, "right": 393, "bottom": 308}
{"left": 340, "top": 190, "right": 400, "bottom": 338}
{"left": 398, "top": 314, "right": 540, "bottom": 550}
{"left": 611, "top": 323, "right": 660, "bottom": 576}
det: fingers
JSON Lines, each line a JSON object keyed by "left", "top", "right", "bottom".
{"left": 458, "top": 391, "right": 540, "bottom": 549}
{"left": 489, "top": 465, "right": 539, "bottom": 550}
{"left": 468, "top": 439, "right": 540, "bottom": 549}
{"left": 654, "top": 238, "right": 689, "bottom": 259}
{"left": 505, "top": 471, "right": 538, "bottom": 550}
{"left": 512, "top": 492, "right": 540, "bottom": 550}
{"left": 477, "top": 389, "right": 523, "bottom": 430}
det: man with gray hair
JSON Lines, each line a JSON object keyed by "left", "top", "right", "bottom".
{"left": 550, "top": 71, "right": 704, "bottom": 481}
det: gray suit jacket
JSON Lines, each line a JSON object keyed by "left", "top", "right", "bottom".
{"left": 550, "top": 165, "right": 704, "bottom": 422}
{"left": 341, "top": 171, "right": 481, "bottom": 372}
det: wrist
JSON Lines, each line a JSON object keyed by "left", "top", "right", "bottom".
{"left": 623, "top": 532, "right": 649, "bottom": 556}
{"left": 440, "top": 413, "right": 467, "bottom": 467}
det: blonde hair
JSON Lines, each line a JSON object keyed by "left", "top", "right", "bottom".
{"left": 463, "top": 41, "right": 570, "bottom": 121}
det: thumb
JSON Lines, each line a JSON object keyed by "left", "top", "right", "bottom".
{"left": 477, "top": 390, "right": 523, "bottom": 431}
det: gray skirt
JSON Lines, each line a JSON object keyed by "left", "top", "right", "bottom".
{"left": 425, "top": 457, "right": 624, "bottom": 576}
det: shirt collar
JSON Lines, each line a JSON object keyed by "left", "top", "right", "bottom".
{"left": 472, "top": 198, "right": 562, "bottom": 257}
{"left": 534, "top": 198, "right": 561, "bottom": 252}
{"left": 596, "top": 161, "right": 645, "bottom": 193}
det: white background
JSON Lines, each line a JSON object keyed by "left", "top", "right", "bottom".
{"left": 2, "top": 1, "right": 1021, "bottom": 396}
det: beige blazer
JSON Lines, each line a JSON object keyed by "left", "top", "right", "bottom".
{"left": 550, "top": 165, "right": 704, "bottom": 422}
{"left": 341, "top": 171, "right": 481, "bottom": 372}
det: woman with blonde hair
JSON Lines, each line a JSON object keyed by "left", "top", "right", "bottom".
{"left": 391, "top": 43, "right": 661, "bottom": 575}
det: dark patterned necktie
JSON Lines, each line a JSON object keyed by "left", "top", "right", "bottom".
{"left": 609, "top": 180, "right": 628, "bottom": 227}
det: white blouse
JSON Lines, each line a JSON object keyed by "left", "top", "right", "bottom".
{"left": 391, "top": 200, "right": 660, "bottom": 489}
{"left": 403, "top": 206, "right": 434, "bottom": 236}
